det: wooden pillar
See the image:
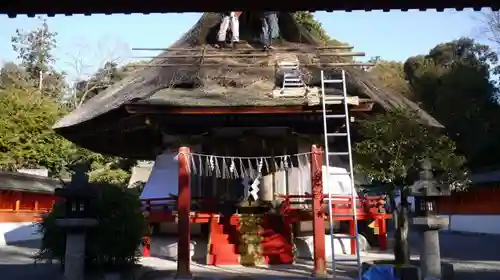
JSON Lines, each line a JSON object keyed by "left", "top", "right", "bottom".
{"left": 177, "top": 146, "right": 192, "bottom": 278}
{"left": 14, "top": 191, "right": 21, "bottom": 211}
{"left": 311, "top": 145, "right": 326, "bottom": 276}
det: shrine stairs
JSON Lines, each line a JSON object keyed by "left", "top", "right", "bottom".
{"left": 208, "top": 215, "right": 240, "bottom": 265}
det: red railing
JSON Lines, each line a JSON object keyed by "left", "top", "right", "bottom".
{"left": 140, "top": 194, "right": 389, "bottom": 223}
{"left": 276, "top": 194, "right": 387, "bottom": 217}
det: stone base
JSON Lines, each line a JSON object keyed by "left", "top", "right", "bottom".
{"left": 362, "top": 260, "right": 454, "bottom": 280}
{"left": 411, "top": 216, "right": 449, "bottom": 231}
{"left": 295, "top": 233, "right": 370, "bottom": 261}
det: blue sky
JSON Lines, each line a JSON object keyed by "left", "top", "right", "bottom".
{"left": 0, "top": 9, "right": 494, "bottom": 82}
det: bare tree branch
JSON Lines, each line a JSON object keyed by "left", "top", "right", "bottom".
{"left": 62, "top": 37, "right": 131, "bottom": 108}
{"left": 476, "top": 10, "right": 500, "bottom": 50}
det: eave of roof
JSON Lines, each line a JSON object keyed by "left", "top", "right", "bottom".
{"left": 0, "top": 171, "right": 62, "bottom": 194}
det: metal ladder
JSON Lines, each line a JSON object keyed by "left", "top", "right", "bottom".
{"left": 280, "top": 60, "right": 305, "bottom": 92}
{"left": 320, "top": 69, "right": 362, "bottom": 279}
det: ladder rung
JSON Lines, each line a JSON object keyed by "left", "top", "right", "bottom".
{"left": 332, "top": 234, "right": 357, "bottom": 239}
{"left": 328, "top": 152, "right": 349, "bottom": 156}
{"left": 333, "top": 257, "right": 360, "bottom": 262}
{"left": 327, "top": 133, "right": 348, "bottom": 137}
{"left": 330, "top": 213, "right": 358, "bottom": 217}
{"left": 324, "top": 95, "right": 345, "bottom": 100}
{"left": 323, "top": 79, "right": 344, "bottom": 84}
{"left": 326, "top": 114, "right": 346, "bottom": 119}
{"left": 285, "top": 79, "right": 302, "bottom": 82}
{"left": 326, "top": 172, "right": 351, "bottom": 175}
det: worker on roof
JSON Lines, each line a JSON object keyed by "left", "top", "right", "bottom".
{"left": 215, "top": 12, "right": 242, "bottom": 48}
{"left": 260, "top": 12, "right": 280, "bottom": 50}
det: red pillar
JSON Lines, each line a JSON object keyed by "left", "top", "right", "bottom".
{"left": 177, "top": 146, "right": 192, "bottom": 278}
{"left": 311, "top": 145, "right": 326, "bottom": 276}
{"left": 377, "top": 217, "right": 388, "bottom": 250}
{"left": 349, "top": 219, "right": 357, "bottom": 255}
{"left": 142, "top": 201, "right": 152, "bottom": 257}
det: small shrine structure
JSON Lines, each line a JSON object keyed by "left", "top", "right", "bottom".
{"left": 53, "top": 12, "right": 440, "bottom": 276}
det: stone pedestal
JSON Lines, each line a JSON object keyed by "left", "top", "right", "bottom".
{"left": 56, "top": 218, "right": 98, "bottom": 280}
{"left": 412, "top": 215, "right": 452, "bottom": 280}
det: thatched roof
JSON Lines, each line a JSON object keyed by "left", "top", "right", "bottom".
{"left": 54, "top": 12, "right": 441, "bottom": 131}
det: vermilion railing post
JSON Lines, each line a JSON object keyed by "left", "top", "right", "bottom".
{"left": 142, "top": 200, "right": 152, "bottom": 257}
{"left": 311, "top": 145, "right": 326, "bottom": 276}
{"left": 177, "top": 146, "right": 192, "bottom": 278}
{"left": 350, "top": 197, "right": 357, "bottom": 255}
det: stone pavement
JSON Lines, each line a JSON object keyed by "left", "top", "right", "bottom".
{"left": 1, "top": 232, "right": 500, "bottom": 280}
{"left": 0, "top": 240, "right": 61, "bottom": 280}
{"left": 139, "top": 257, "right": 356, "bottom": 279}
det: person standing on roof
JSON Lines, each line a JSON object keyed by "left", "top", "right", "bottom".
{"left": 215, "top": 12, "right": 242, "bottom": 48}
{"left": 260, "top": 12, "right": 279, "bottom": 50}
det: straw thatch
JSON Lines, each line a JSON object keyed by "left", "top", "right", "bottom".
{"left": 54, "top": 12, "right": 441, "bottom": 131}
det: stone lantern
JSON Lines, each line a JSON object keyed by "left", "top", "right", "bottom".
{"left": 409, "top": 159, "right": 454, "bottom": 280}
{"left": 54, "top": 162, "right": 98, "bottom": 280}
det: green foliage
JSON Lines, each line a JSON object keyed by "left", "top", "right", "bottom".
{"left": 1, "top": 18, "right": 133, "bottom": 183}
{"left": 0, "top": 62, "right": 31, "bottom": 89}
{"left": 36, "top": 183, "right": 147, "bottom": 271}
{"left": 0, "top": 87, "right": 76, "bottom": 174}
{"left": 354, "top": 109, "right": 467, "bottom": 190}
{"left": 89, "top": 167, "right": 131, "bottom": 186}
{"left": 293, "top": 12, "right": 346, "bottom": 45}
{"left": 403, "top": 37, "right": 500, "bottom": 168}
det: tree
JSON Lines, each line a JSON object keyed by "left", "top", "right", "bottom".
{"left": 478, "top": 10, "right": 500, "bottom": 50}
{"left": 11, "top": 16, "right": 59, "bottom": 93}
{"left": 404, "top": 38, "right": 500, "bottom": 169}
{"left": 0, "top": 87, "right": 76, "bottom": 175}
{"left": 354, "top": 109, "right": 467, "bottom": 264}
{"left": 73, "top": 62, "right": 126, "bottom": 106}
{"left": 63, "top": 39, "right": 131, "bottom": 108}
{"left": 367, "top": 57, "right": 414, "bottom": 99}
{"left": 0, "top": 62, "right": 30, "bottom": 89}
{"left": 293, "top": 12, "right": 347, "bottom": 46}
{"left": 37, "top": 183, "right": 147, "bottom": 271}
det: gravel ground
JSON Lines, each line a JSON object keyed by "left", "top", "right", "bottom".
{"left": 0, "top": 232, "right": 499, "bottom": 280}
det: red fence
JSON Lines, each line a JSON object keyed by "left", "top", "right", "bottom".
{"left": 0, "top": 190, "right": 55, "bottom": 222}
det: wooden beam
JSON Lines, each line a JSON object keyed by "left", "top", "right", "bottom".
{"left": 133, "top": 52, "right": 366, "bottom": 59}
{"left": 132, "top": 46, "right": 355, "bottom": 52}
{"left": 130, "top": 62, "right": 375, "bottom": 68}
{"left": 125, "top": 103, "right": 375, "bottom": 115}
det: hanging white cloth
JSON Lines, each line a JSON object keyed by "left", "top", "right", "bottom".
{"left": 287, "top": 165, "right": 358, "bottom": 200}
{"left": 217, "top": 12, "right": 240, "bottom": 42}
{"left": 140, "top": 152, "right": 179, "bottom": 204}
